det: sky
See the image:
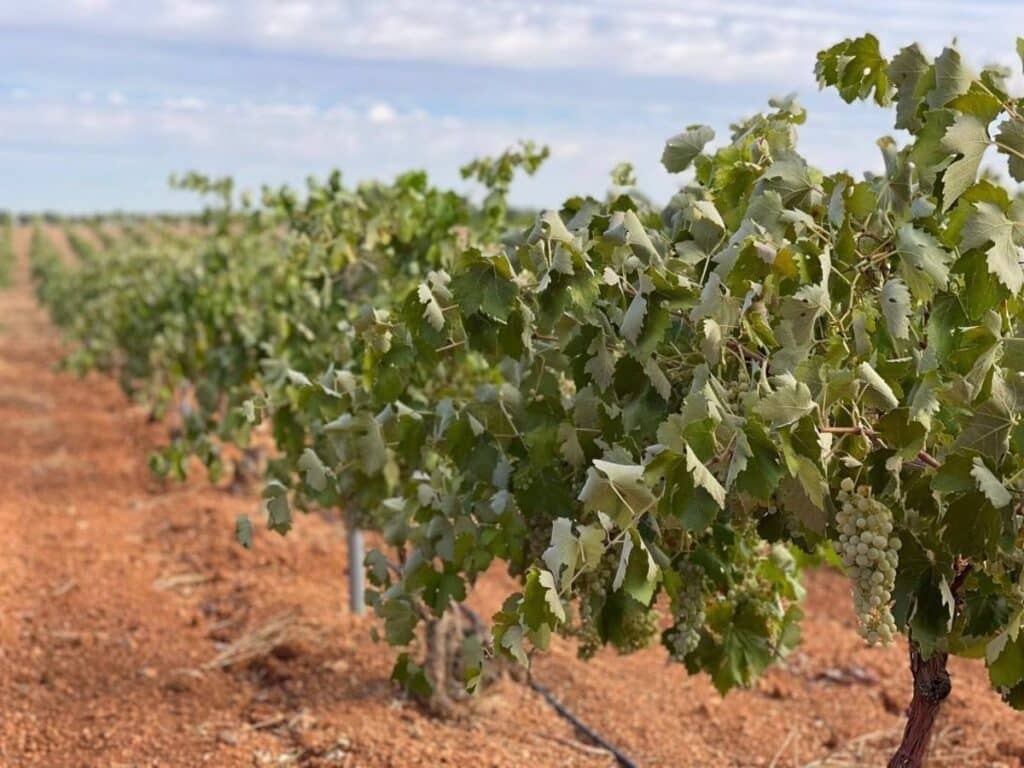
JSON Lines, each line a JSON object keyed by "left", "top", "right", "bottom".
{"left": 2, "top": 1, "right": 1024, "bottom": 213}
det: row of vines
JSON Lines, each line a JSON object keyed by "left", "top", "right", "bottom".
{"left": 24, "top": 35, "right": 1024, "bottom": 768}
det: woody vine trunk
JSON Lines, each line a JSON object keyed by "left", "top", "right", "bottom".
{"left": 888, "top": 562, "right": 969, "bottom": 768}
{"left": 887, "top": 646, "right": 951, "bottom": 768}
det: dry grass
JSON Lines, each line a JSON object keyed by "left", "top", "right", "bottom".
{"left": 803, "top": 724, "right": 987, "bottom": 767}
{"left": 202, "top": 610, "right": 300, "bottom": 670}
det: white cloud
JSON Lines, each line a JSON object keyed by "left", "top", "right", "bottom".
{"left": 2, "top": 1, "right": 1023, "bottom": 212}
{"left": 367, "top": 102, "right": 397, "bottom": 124}
{"left": 4, "top": 1, "right": 1024, "bottom": 84}
{"left": 164, "top": 96, "right": 207, "bottom": 111}
{"left": 160, "top": 0, "right": 222, "bottom": 28}
{"left": 0, "top": 93, "right": 672, "bottom": 204}
{"left": 69, "top": 0, "right": 111, "bottom": 11}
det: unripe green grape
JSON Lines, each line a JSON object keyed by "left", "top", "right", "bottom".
{"left": 612, "top": 598, "right": 659, "bottom": 654}
{"left": 665, "top": 564, "right": 706, "bottom": 661}
{"left": 835, "top": 485, "right": 899, "bottom": 646}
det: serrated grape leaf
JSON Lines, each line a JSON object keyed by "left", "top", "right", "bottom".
{"left": 858, "top": 361, "right": 900, "bottom": 410}
{"left": 989, "top": 634, "right": 1024, "bottom": 688}
{"left": 734, "top": 424, "right": 784, "bottom": 500}
{"left": 896, "top": 225, "right": 954, "bottom": 300}
{"left": 908, "top": 568, "right": 955, "bottom": 659}
{"left": 928, "top": 46, "right": 974, "bottom": 109}
{"left": 610, "top": 161, "right": 636, "bottom": 187}
{"left": 337, "top": 412, "right": 388, "bottom": 475}
{"left": 578, "top": 460, "right": 657, "bottom": 525}
{"left": 880, "top": 278, "right": 912, "bottom": 339}
{"left": 764, "top": 156, "right": 818, "bottom": 205}
{"left": 647, "top": 450, "right": 719, "bottom": 531}
{"left": 556, "top": 422, "right": 585, "bottom": 467}
{"left": 996, "top": 119, "right": 1024, "bottom": 182}
{"left": 620, "top": 292, "right": 647, "bottom": 345}
{"left": 662, "top": 125, "right": 714, "bottom": 173}
{"left": 542, "top": 518, "right": 578, "bottom": 590}
{"left": 460, "top": 633, "right": 484, "bottom": 692}
{"left": 380, "top": 600, "right": 418, "bottom": 646}
{"left": 577, "top": 525, "right": 605, "bottom": 571}
{"left": 910, "top": 374, "right": 941, "bottom": 430}
{"left": 496, "top": 622, "right": 528, "bottom": 666}
{"left": 711, "top": 602, "right": 778, "bottom": 694}
{"left": 585, "top": 334, "right": 615, "bottom": 391}
{"left": 941, "top": 114, "right": 991, "bottom": 211}
{"left": 685, "top": 444, "right": 726, "bottom": 509}
{"left": 644, "top": 358, "right": 672, "bottom": 401}
{"left": 953, "top": 394, "right": 1014, "bottom": 460}
{"left": 944, "top": 492, "right": 1001, "bottom": 560}
{"left": 297, "top": 447, "right": 328, "bottom": 491}
{"left": 815, "top": 34, "right": 891, "bottom": 106}
{"left": 285, "top": 369, "right": 312, "bottom": 388}
{"left": 778, "top": 473, "right": 827, "bottom": 535}
{"left": 235, "top": 514, "right": 253, "bottom": 549}
{"left": 427, "top": 573, "right": 467, "bottom": 614}
{"left": 451, "top": 255, "right": 517, "bottom": 321}
{"left": 262, "top": 480, "right": 292, "bottom": 535}
{"left": 522, "top": 568, "right": 565, "bottom": 628}
{"left": 888, "top": 43, "right": 930, "bottom": 130}
{"left": 932, "top": 453, "right": 976, "bottom": 494}
{"left": 365, "top": 549, "right": 392, "bottom": 586}
{"left": 875, "top": 408, "right": 926, "bottom": 460}
{"left": 612, "top": 530, "right": 660, "bottom": 606}
{"left": 622, "top": 210, "right": 658, "bottom": 260}
{"left": 755, "top": 375, "right": 816, "bottom": 428}
{"left": 416, "top": 282, "right": 445, "bottom": 331}
{"left": 537, "top": 209, "right": 574, "bottom": 244}
{"left": 961, "top": 201, "right": 1024, "bottom": 294}
{"left": 970, "top": 457, "right": 1012, "bottom": 508}
{"left": 724, "top": 429, "right": 752, "bottom": 489}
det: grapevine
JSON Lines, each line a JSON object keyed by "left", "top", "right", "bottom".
{"left": 24, "top": 33, "right": 1024, "bottom": 768}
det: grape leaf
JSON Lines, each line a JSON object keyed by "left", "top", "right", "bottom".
{"left": 880, "top": 278, "right": 912, "bottom": 339}
{"left": 235, "top": 514, "right": 253, "bottom": 549}
{"left": 662, "top": 125, "right": 714, "bottom": 173}
{"left": 961, "top": 201, "right": 1024, "bottom": 294}
{"left": 941, "top": 114, "right": 991, "bottom": 210}
{"left": 970, "top": 457, "right": 1012, "bottom": 508}
{"left": 620, "top": 292, "right": 648, "bottom": 345}
{"left": 858, "top": 361, "right": 900, "bottom": 410}
{"left": 995, "top": 119, "right": 1024, "bottom": 182}
{"left": 756, "top": 376, "right": 816, "bottom": 428}
{"left": 928, "top": 47, "right": 974, "bottom": 109}
{"left": 685, "top": 444, "right": 726, "bottom": 509}
{"left": 297, "top": 448, "right": 328, "bottom": 492}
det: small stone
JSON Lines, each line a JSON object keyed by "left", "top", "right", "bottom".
{"left": 217, "top": 730, "right": 238, "bottom": 746}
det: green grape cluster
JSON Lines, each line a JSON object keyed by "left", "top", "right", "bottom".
{"left": 572, "top": 550, "right": 617, "bottom": 659}
{"left": 836, "top": 478, "right": 900, "bottom": 645}
{"left": 664, "top": 564, "right": 706, "bottom": 660}
{"left": 611, "top": 598, "right": 660, "bottom": 654}
{"left": 718, "top": 379, "right": 744, "bottom": 414}
{"left": 571, "top": 548, "right": 660, "bottom": 657}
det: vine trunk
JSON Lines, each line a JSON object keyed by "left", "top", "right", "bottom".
{"left": 887, "top": 645, "right": 951, "bottom": 768}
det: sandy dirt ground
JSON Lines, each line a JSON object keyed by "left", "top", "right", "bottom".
{"left": 1, "top": 228, "right": 1023, "bottom": 768}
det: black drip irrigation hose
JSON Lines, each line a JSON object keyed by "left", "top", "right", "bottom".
{"left": 528, "top": 676, "right": 638, "bottom": 768}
